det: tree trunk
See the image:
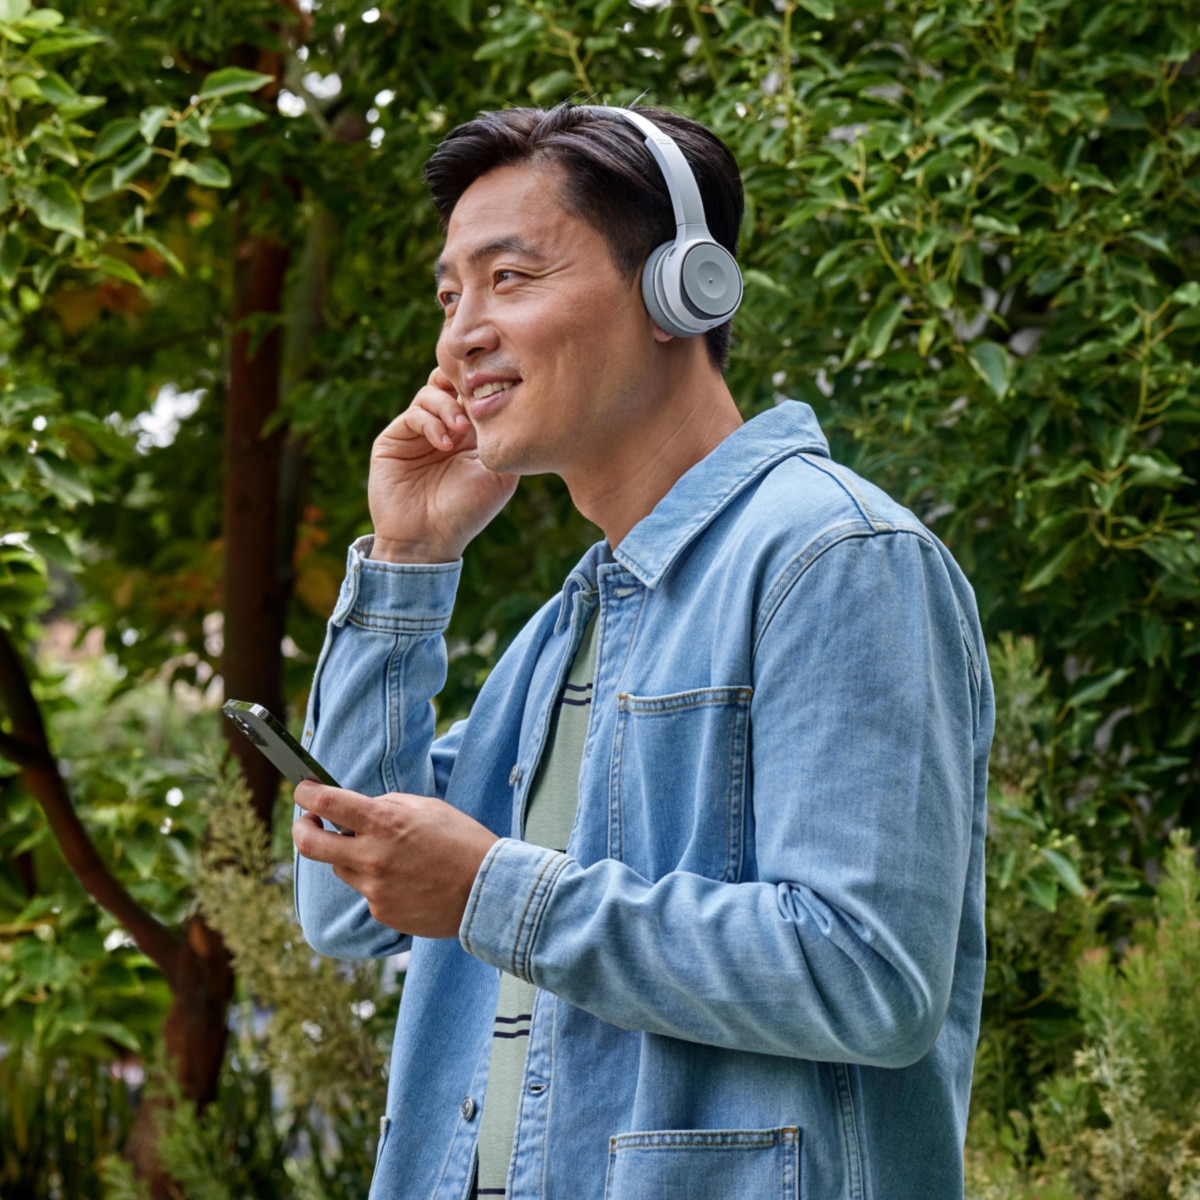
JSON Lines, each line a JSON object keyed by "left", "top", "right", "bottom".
{"left": 221, "top": 209, "right": 294, "bottom": 828}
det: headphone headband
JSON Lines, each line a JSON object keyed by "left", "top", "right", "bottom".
{"left": 579, "top": 104, "right": 744, "bottom": 340}
{"left": 585, "top": 105, "right": 709, "bottom": 233}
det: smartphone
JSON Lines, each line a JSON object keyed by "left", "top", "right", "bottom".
{"left": 221, "top": 700, "right": 353, "bottom": 834}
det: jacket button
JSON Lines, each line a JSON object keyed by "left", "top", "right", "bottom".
{"left": 508, "top": 765, "right": 520, "bottom": 786}
{"left": 461, "top": 1096, "right": 476, "bottom": 1121}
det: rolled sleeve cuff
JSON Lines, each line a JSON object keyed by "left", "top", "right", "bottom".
{"left": 459, "top": 838, "right": 570, "bottom": 982}
{"left": 330, "top": 535, "right": 462, "bottom": 633}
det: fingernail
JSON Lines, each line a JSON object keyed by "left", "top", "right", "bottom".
{"left": 454, "top": 414, "right": 470, "bottom": 426}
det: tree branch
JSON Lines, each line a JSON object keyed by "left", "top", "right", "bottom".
{"left": 0, "top": 627, "right": 183, "bottom": 979}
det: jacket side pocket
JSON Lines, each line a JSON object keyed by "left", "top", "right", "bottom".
{"left": 604, "top": 1127, "right": 800, "bottom": 1200}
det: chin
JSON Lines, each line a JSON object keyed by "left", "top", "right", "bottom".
{"left": 475, "top": 432, "right": 550, "bottom": 477}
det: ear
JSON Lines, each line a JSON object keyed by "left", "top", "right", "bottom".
{"left": 652, "top": 325, "right": 675, "bottom": 344}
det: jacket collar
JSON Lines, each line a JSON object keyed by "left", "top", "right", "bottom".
{"left": 615, "top": 399, "right": 829, "bottom": 589}
{"left": 555, "top": 401, "right": 829, "bottom": 630}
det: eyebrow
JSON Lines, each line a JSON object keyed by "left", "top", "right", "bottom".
{"left": 433, "top": 236, "right": 546, "bottom": 283}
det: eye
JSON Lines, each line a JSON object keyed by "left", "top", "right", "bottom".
{"left": 494, "top": 269, "right": 522, "bottom": 286}
{"left": 437, "top": 289, "right": 460, "bottom": 310}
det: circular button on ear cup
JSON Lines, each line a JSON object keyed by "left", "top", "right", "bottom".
{"left": 680, "top": 242, "right": 742, "bottom": 319}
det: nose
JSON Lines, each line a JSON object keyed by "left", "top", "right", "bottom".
{"left": 438, "top": 287, "right": 500, "bottom": 364}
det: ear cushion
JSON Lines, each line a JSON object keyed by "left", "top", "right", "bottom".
{"left": 641, "top": 241, "right": 694, "bottom": 338}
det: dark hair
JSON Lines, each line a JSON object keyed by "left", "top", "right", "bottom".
{"left": 423, "top": 103, "right": 743, "bottom": 371}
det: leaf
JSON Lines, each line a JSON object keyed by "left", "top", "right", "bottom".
{"left": 797, "top": 0, "right": 834, "bottom": 18}
{"left": 1171, "top": 282, "right": 1200, "bottom": 306}
{"left": 32, "top": 454, "right": 93, "bottom": 506}
{"left": 0, "top": 0, "right": 32, "bottom": 19}
{"left": 925, "top": 80, "right": 988, "bottom": 130}
{"left": 81, "top": 165, "right": 119, "bottom": 201}
{"left": 207, "top": 103, "right": 266, "bottom": 132}
{"left": 33, "top": 255, "right": 57, "bottom": 293}
{"left": 7, "top": 73, "right": 41, "bottom": 99}
{"left": 1125, "top": 452, "right": 1186, "bottom": 489}
{"left": 0, "top": 229, "right": 27, "bottom": 287}
{"left": 84, "top": 1018, "right": 141, "bottom": 1052}
{"left": 1130, "top": 229, "right": 1172, "bottom": 258}
{"left": 196, "top": 67, "right": 274, "bottom": 101}
{"left": 527, "top": 70, "right": 575, "bottom": 104}
{"left": 1021, "top": 871, "right": 1060, "bottom": 913}
{"left": 1021, "top": 539, "right": 1080, "bottom": 591}
{"left": 177, "top": 112, "right": 210, "bottom": 147}
{"left": 973, "top": 214, "right": 1021, "bottom": 237}
{"left": 866, "top": 301, "right": 904, "bottom": 359}
{"left": 917, "top": 315, "right": 938, "bottom": 357}
{"left": 28, "top": 28, "right": 103, "bottom": 56}
{"left": 34, "top": 128, "right": 78, "bottom": 166}
{"left": 14, "top": 7, "right": 60, "bottom": 28}
{"left": 139, "top": 105, "right": 170, "bottom": 143}
{"left": 91, "top": 255, "right": 144, "bottom": 287}
{"left": 93, "top": 117, "right": 140, "bottom": 161}
{"left": 35, "top": 69, "right": 77, "bottom": 106}
{"left": 113, "top": 144, "right": 154, "bottom": 190}
{"left": 813, "top": 243, "right": 853, "bottom": 279}
{"left": 445, "top": 0, "right": 471, "bottom": 30}
{"left": 742, "top": 268, "right": 787, "bottom": 296}
{"left": 29, "top": 177, "right": 83, "bottom": 238}
{"left": 172, "top": 157, "right": 231, "bottom": 188}
{"left": 126, "top": 233, "right": 184, "bottom": 277}
{"left": 26, "top": 530, "right": 79, "bottom": 569}
{"left": 968, "top": 341, "right": 1011, "bottom": 399}
{"left": 1067, "top": 668, "right": 1133, "bottom": 709}
{"left": 1039, "top": 848, "right": 1086, "bottom": 898}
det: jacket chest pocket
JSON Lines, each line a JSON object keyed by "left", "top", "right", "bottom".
{"left": 605, "top": 1128, "right": 800, "bottom": 1200}
{"left": 609, "top": 686, "right": 752, "bottom": 883}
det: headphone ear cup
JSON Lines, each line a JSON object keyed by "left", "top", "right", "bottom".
{"left": 680, "top": 242, "right": 742, "bottom": 322}
{"left": 641, "top": 241, "right": 693, "bottom": 339}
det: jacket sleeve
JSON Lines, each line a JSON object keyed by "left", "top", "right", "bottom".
{"left": 459, "top": 530, "right": 989, "bottom": 1068}
{"left": 293, "top": 537, "right": 464, "bottom": 960}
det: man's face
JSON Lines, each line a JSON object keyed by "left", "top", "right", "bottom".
{"left": 434, "top": 162, "right": 661, "bottom": 477}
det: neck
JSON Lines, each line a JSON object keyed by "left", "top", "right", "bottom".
{"left": 563, "top": 350, "right": 743, "bottom": 548}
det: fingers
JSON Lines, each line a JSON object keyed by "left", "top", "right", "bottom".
{"left": 294, "top": 781, "right": 368, "bottom": 836}
{"left": 377, "top": 384, "right": 473, "bottom": 458}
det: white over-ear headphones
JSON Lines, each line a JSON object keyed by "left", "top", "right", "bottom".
{"left": 585, "top": 106, "right": 744, "bottom": 339}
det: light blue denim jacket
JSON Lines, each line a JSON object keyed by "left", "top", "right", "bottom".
{"left": 295, "top": 400, "right": 993, "bottom": 1200}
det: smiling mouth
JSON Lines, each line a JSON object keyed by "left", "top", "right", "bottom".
{"left": 468, "top": 379, "right": 521, "bottom": 417}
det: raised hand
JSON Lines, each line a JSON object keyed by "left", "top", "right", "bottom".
{"left": 368, "top": 366, "right": 519, "bottom": 563}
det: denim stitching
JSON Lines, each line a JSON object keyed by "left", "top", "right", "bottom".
{"left": 348, "top": 612, "right": 453, "bottom": 633}
{"left": 609, "top": 708, "right": 627, "bottom": 863}
{"left": 725, "top": 695, "right": 751, "bottom": 882}
{"left": 511, "top": 851, "right": 561, "bottom": 979}
{"left": 517, "top": 853, "right": 570, "bottom": 983}
{"left": 616, "top": 686, "right": 754, "bottom": 713}
{"left": 835, "top": 1062, "right": 866, "bottom": 1200}
{"left": 797, "top": 454, "right": 890, "bottom": 529}
{"left": 459, "top": 842, "right": 500, "bottom": 959}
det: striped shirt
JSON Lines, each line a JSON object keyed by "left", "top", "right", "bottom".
{"left": 474, "top": 611, "right": 599, "bottom": 1197}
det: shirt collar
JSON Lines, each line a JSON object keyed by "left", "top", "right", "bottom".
{"left": 553, "top": 401, "right": 829, "bottom": 631}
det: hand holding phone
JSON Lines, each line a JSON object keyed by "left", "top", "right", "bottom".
{"left": 221, "top": 700, "right": 353, "bottom": 834}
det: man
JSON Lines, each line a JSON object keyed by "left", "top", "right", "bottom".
{"left": 292, "top": 102, "right": 993, "bottom": 1200}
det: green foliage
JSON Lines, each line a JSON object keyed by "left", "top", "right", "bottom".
{"left": 0, "top": 655, "right": 208, "bottom": 1196}
{"left": 3, "top": 1, "right": 1199, "bottom": 1196}
{"left": 101, "top": 756, "right": 396, "bottom": 1198}
{"left": 969, "top": 833, "right": 1200, "bottom": 1198}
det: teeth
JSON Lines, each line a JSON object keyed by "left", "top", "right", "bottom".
{"left": 473, "top": 380, "right": 514, "bottom": 400}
